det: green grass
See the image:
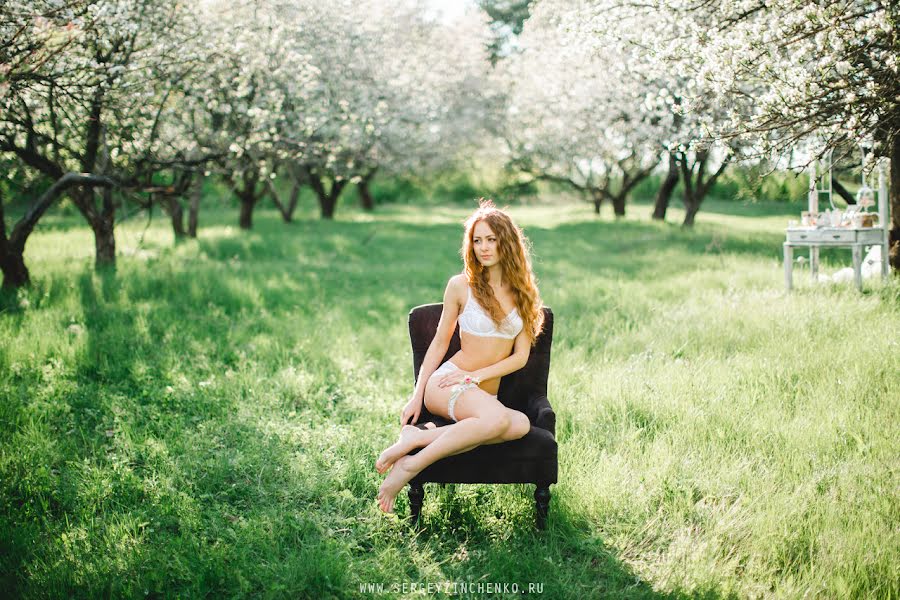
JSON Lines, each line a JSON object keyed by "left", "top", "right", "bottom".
{"left": 1, "top": 196, "right": 898, "bottom": 599}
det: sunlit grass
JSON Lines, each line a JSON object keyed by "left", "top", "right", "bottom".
{"left": 1, "top": 197, "right": 898, "bottom": 598}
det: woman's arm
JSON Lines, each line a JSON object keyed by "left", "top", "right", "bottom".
{"left": 400, "top": 275, "right": 464, "bottom": 424}
{"left": 469, "top": 330, "right": 531, "bottom": 383}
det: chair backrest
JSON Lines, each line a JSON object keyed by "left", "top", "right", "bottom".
{"left": 408, "top": 304, "right": 554, "bottom": 413}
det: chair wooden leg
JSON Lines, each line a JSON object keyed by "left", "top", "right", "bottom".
{"left": 408, "top": 482, "right": 424, "bottom": 526}
{"left": 534, "top": 485, "right": 550, "bottom": 530}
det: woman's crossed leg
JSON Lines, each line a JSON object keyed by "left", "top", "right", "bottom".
{"left": 376, "top": 382, "right": 530, "bottom": 513}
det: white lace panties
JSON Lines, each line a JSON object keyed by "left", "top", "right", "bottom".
{"left": 430, "top": 360, "right": 496, "bottom": 422}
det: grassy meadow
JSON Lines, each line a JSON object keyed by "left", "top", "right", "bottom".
{"left": 1, "top": 196, "right": 898, "bottom": 598}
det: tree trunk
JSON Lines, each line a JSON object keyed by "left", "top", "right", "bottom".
{"left": 308, "top": 172, "right": 346, "bottom": 219}
{"left": 0, "top": 189, "right": 28, "bottom": 287}
{"left": 320, "top": 194, "right": 336, "bottom": 219}
{"left": 678, "top": 150, "right": 730, "bottom": 228}
{"left": 92, "top": 187, "right": 116, "bottom": 267}
{"left": 358, "top": 171, "right": 376, "bottom": 211}
{"left": 188, "top": 173, "right": 202, "bottom": 238}
{"left": 0, "top": 173, "right": 114, "bottom": 288}
{"left": 612, "top": 193, "right": 626, "bottom": 217}
{"left": 239, "top": 196, "right": 254, "bottom": 229}
{"left": 613, "top": 160, "right": 653, "bottom": 219}
{"left": 167, "top": 196, "right": 186, "bottom": 238}
{"left": 683, "top": 197, "right": 700, "bottom": 227}
{"left": 590, "top": 190, "right": 602, "bottom": 214}
{"left": 1, "top": 188, "right": 19, "bottom": 288}
{"left": 653, "top": 152, "right": 679, "bottom": 220}
{"left": 227, "top": 168, "right": 266, "bottom": 229}
{"left": 233, "top": 168, "right": 261, "bottom": 230}
{"left": 285, "top": 182, "right": 300, "bottom": 222}
{"left": 70, "top": 184, "right": 117, "bottom": 268}
{"left": 267, "top": 179, "right": 300, "bottom": 222}
{"left": 890, "top": 133, "right": 899, "bottom": 271}
{"left": 0, "top": 251, "right": 29, "bottom": 289}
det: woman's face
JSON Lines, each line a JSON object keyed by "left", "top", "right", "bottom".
{"left": 472, "top": 220, "right": 500, "bottom": 268}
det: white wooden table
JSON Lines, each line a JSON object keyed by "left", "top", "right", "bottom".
{"left": 783, "top": 226, "right": 889, "bottom": 291}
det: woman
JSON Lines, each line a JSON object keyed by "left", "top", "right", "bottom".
{"left": 376, "top": 199, "right": 545, "bottom": 513}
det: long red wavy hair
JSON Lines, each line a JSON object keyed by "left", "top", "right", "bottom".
{"left": 461, "top": 199, "right": 544, "bottom": 345}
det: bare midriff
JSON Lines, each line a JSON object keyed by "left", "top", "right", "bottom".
{"left": 448, "top": 331, "right": 515, "bottom": 396}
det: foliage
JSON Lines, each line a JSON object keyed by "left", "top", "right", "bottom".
{"left": 476, "top": 0, "right": 535, "bottom": 62}
{"left": 652, "top": 0, "right": 898, "bottom": 156}
{"left": 0, "top": 0, "right": 203, "bottom": 180}
{"left": 496, "top": 1, "right": 665, "bottom": 212}
{"left": 716, "top": 165, "right": 813, "bottom": 204}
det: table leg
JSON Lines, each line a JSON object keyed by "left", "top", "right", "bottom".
{"left": 784, "top": 243, "right": 793, "bottom": 291}
{"left": 852, "top": 244, "right": 862, "bottom": 290}
{"left": 883, "top": 240, "right": 891, "bottom": 279}
{"left": 810, "top": 246, "right": 819, "bottom": 282}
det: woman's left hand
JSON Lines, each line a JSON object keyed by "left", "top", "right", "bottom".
{"left": 438, "top": 370, "right": 478, "bottom": 389}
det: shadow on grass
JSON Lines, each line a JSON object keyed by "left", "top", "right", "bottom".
{"left": 195, "top": 213, "right": 787, "bottom": 292}
{"left": 400, "top": 483, "right": 733, "bottom": 599}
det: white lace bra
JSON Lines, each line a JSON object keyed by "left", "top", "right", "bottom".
{"left": 458, "top": 285, "right": 523, "bottom": 340}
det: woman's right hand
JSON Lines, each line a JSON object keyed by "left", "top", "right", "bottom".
{"left": 400, "top": 394, "right": 423, "bottom": 426}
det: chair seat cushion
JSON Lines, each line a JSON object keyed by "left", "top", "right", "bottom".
{"left": 408, "top": 424, "right": 558, "bottom": 485}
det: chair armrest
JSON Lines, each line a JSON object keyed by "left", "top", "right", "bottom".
{"left": 525, "top": 394, "right": 556, "bottom": 437}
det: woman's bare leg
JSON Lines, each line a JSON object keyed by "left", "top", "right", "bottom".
{"left": 377, "top": 389, "right": 529, "bottom": 513}
{"left": 375, "top": 409, "right": 530, "bottom": 474}
{"left": 375, "top": 423, "right": 436, "bottom": 474}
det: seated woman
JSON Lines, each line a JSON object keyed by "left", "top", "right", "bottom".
{"left": 376, "top": 199, "right": 545, "bottom": 513}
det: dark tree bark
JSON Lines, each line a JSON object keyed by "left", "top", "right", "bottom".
{"left": 831, "top": 177, "right": 856, "bottom": 205}
{"left": 590, "top": 189, "right": 602, "bottom": 214}
{"left": 1, "top": 173, "right": 114, "bottom": 288}
{"left": 653, "top": 152, "right": 679, "bottom": 220}
{"left": 890, "top": 133, "right": 900, "bottom": 271}
{"left": 358, "top": 168, "right": 377, "bottom": 211}
{"left": 70, "top": 90, "right": 117, "bottom": 268}
{"left": 238, "top": 196, "right": 254, "bottom": 229}
{"left": 188, "top": 172, "right": 202, "bottom": 238}
{"left": 152, "top": 172, "right": 193, "bottom": 239}
{"left": 307, "top": 170, "right": 347, "bottom": 219}
{"left": 0, "top": 252, "right": 29, "bottom": 289}
{"left": 69, "top": 189, "right": 117, "bottom": 268}
{"left": 611, "top": 162, "right": 653, "bottom": 218}
{"left": 92, "top": 186, "right": 116, "bottom": 266}
{"left": 0, "top": 189, "right": 28, "bottom": 289}
{"left": 528, "top": 162, "right": 649, "bottom": 217}
{"left": 682, "top": 198, "right": 700, "bottom": 227}
{"left": 285, "top": 182, "right": 300, "bottom": 220}
{"left": 678, "top": 149, "right": 730, "bottom": 227}
{"left": 166, "top": 195, "right": 186, "bottom": 238}
{"left": 266, "top": 179, "right": 301, "bottom": 223}
{"left": 230, "top": 167, "right": 263, "bottom": 230}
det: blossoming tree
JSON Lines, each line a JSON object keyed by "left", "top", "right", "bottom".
{"left": 653, "top": 0, "right": 899, "bottom": 259}
{"left": 1, "top": 0, "right": 203, "bottom": 283}
{"left": 499, "top": 0, "right": 669, "bottom": 216}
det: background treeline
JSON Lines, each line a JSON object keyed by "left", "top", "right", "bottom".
{"left": 2, "top": 0, "right": 897, "bottom": 290}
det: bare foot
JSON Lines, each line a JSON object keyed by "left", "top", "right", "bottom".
{"left": 377, "top": 455, "right": 417, "bottom": 513}
{"left": 375, "top": 422, "right": 435, "bottom": 474}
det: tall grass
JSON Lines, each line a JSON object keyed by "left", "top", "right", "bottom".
{"left": 1, "top": 198, "right": 898, "bottom": 598}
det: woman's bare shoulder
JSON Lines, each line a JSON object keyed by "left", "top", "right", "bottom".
{"left": 443, "top": 274, "right": 467, "bottom": 309}
{"left": 447, "top": 273, "right": 467, "bottom": 289}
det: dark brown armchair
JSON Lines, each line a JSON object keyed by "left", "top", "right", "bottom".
{"left": 406, "top": 304, "right": 557, "bottom": 529}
